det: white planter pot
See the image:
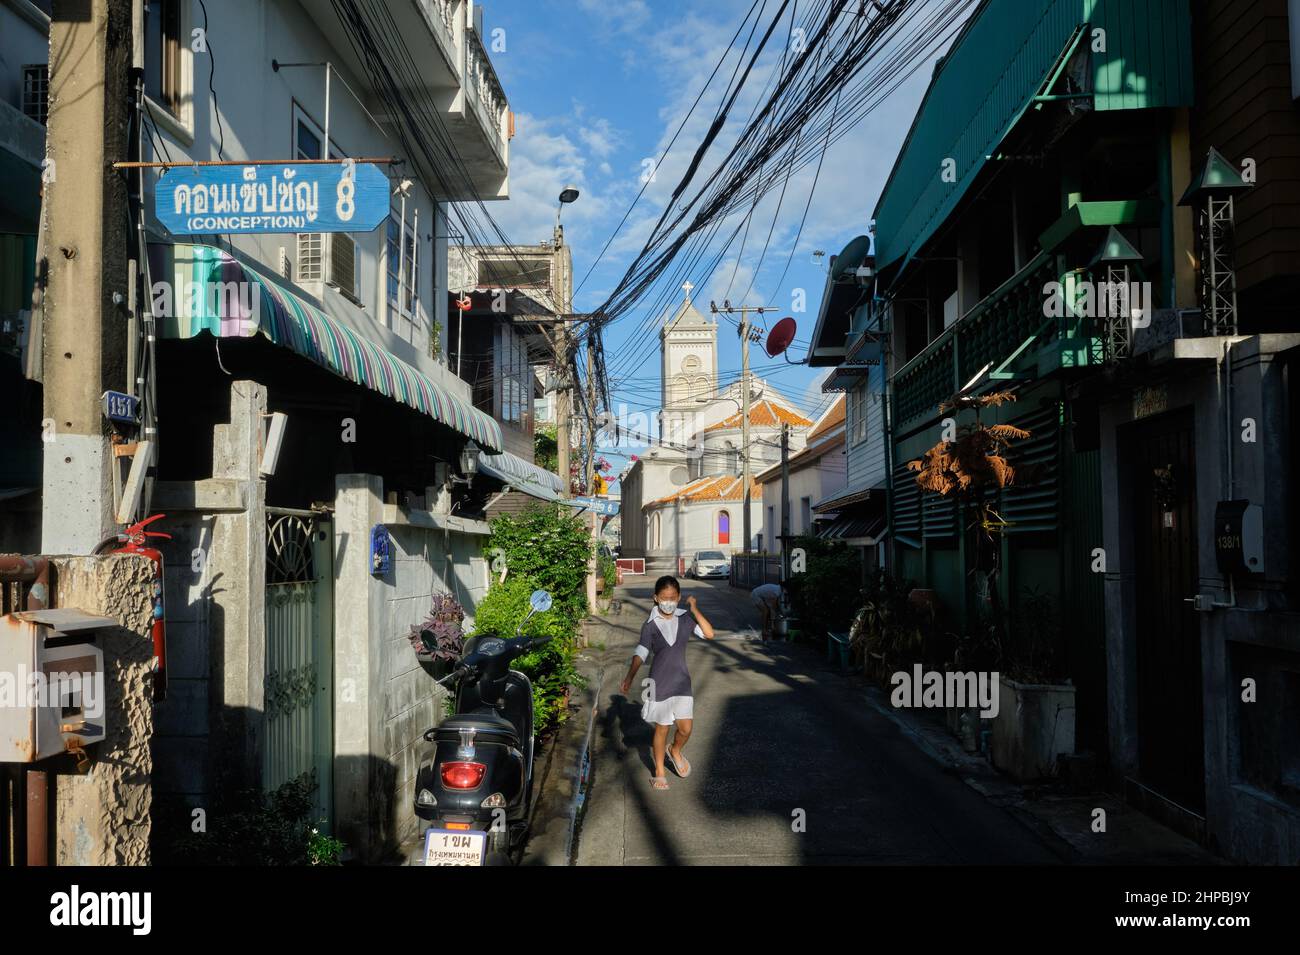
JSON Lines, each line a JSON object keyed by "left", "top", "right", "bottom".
{"left": 991, "top": 676, "right": 1076, "bottom": 781}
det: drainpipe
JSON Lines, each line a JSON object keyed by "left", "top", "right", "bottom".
{"left": 1221, "top": 337, "right": 1237, "bottom": 609}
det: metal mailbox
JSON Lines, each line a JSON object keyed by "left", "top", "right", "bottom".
{"left": 0, "top": 609, "right": 116, "bottom": 763}
{"left": 1213, "top": 499, "right": 1264, "bottom": 577}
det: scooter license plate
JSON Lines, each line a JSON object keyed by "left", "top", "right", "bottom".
{"left": 423, "top": 828, "right": 486, "bottom": 866}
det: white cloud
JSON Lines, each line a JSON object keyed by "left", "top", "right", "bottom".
{"left": 574, "top": 0, "right": 652, "bottom": 35}
{"left": 578, "top": 117, "right": 623, "bottom": 159}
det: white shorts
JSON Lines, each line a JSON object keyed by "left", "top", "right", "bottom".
{"left": 642, "top": 694, "right": 693, "bottom": 726}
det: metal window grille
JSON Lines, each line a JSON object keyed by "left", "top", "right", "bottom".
{"left": 22, "top": 65, "right": 48, "bottom": 125}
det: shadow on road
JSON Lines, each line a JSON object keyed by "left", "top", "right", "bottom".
{"left": 577, "top": 580, "right": 1065, "bottom": 864}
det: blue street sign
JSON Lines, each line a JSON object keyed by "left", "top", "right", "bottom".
{"left": 155, "top": 161, "right": 390, "bottom": 235}
{"left": 101, "top": 390, "right": 139, "bottom": 425}
{"left": 563, "top": 496, "right": 620, "bottom": 516}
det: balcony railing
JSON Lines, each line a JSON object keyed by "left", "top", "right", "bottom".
{"left": 892, "top": 252, "right": 1057, "bottom": 426}
{"left": 463, "top": 25, "right": 507, "bottom": 162}
{"left": 416, "top": 0, "right": 460, "bottom": 76}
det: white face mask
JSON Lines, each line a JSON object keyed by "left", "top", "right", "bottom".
{"left": 657, "top": 600, "right": 678, "bottom": 615}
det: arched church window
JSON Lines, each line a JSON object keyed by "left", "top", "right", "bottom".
{"left": 651, "top": 512, "right": 662, "bottom": 550}
{"left": 718, "top": 510, "right": 731, "bottom": 546}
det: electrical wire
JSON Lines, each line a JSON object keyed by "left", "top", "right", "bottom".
{"left": 576, "top": 0, "right": 975, "bottom": 416}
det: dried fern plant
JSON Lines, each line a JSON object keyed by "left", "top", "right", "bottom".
{"left": 906, "top": 390, "right": 1033, "bottom": 659}
{"left": 907, "top": 420, "right": 1031, "bottom": 498}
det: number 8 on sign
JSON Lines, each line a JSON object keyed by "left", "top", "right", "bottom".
{"left": 336, "top": 172, "right": 355, "bottom": 222}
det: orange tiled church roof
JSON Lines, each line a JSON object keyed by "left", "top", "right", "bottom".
{"left": 646, "top": 475, "right": 763, "bottom": 508}
{"left": 704, "top": 399, "right": 813, "bottom": 432}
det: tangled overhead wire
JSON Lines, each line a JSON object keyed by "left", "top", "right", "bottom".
{"left": 577, "top": 0, "right": 976, "bottom": 410}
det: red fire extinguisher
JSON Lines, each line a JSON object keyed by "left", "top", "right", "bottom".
{"left": 106, "top": 514, "right": 171, "bottom": 701}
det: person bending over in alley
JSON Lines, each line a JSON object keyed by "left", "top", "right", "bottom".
{"left": 620, "top": 575, "right": 714, "bottom": 790}
{"left": 750, "top": 582, "right": 782, "bottom": 641}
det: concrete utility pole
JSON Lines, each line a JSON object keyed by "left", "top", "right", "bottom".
{"left": 552, "top": 189, "right": 578, "bottom": 497}
{"left": 41, "top": 0, "right": 135, "bottom": 553}
{"left": 780, "top": 422, "right": 791, "bottom": 604}
{"left": 710, "top": 301, "right": 767, "bottom": 554}
{"left": 585, "top": 340, "right": 598, "bottom": 610}
{"left": 555, "top": 326, "right": 571, "bottom": 497}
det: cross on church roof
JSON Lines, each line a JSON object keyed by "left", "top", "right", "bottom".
{"left": 681, "top": 280, "right": 694, "bottom": 303}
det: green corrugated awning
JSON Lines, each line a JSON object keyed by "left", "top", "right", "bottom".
{"left": 874, "top": 0, "right": 1194, "bottom": 277}
{"left": 1038, "top": 200, "right": 1162, "bottom": 254}
{"left": 148, "top": 242, "right": 503, "bottom": 452}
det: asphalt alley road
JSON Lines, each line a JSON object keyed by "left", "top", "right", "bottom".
{"left": 574, "top": 578, "right": 1062, "bottom": 865}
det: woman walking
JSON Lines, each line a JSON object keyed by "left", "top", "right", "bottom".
{"left": 620, "top": 575, "right": 714, "bottom": 790}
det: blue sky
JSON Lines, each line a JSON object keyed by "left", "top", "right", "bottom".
{"left": 478, "top": 0, "right": 948, "bottom": 473}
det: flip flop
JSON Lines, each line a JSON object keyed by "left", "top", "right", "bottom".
{"left": 667, "top": 750, "right": 691, "bottom": 778}
{"left": 651, "top": 776, "right": 669, "bottom": 790}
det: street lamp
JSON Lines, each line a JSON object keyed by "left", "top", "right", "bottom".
{"left": 556, "top": 185, "right": 580, "bottom": 240}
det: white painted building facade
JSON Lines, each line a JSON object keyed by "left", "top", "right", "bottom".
{"left": 9, "top": 0, "right": 516, "bottom": 862}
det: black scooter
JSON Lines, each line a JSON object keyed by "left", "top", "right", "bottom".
{"left": 414, "top": 589, "right": 553, "bottom": 866}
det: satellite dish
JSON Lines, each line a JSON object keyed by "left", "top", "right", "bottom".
{"left": 669, "top": 466, "right": 691, "bottom": 486}
{"left": 830, "top": 234, "right": 872, "bottom": 282}
{"left": 766, "top": 316, "right": 797, "bottom": 357}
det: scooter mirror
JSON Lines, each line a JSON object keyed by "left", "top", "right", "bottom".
{"left": 418, "top": 628, "right": 438, "bottom": 654}
{"left": 529, "top": 590, "right": 553, "bottom": 614}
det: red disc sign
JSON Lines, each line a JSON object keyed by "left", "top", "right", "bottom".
{"left": 766, "top": 316, "right": 797, "bottom": 357}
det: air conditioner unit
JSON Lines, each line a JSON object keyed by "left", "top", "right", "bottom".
{"left": 297, "top": 232, "right": 357, "bottom": 300}
{"left": 330, "top": 233, "right": 357, "bottom": 298}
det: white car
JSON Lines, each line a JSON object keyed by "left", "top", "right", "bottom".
{"left": 689, "top": 551, "right": 731, "bottom": 579}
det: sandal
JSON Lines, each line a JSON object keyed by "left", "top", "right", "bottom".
{"left": 651, "top": 776, "right": 669, "bottom": 790}
{"left": 667, "top": 750, "right": 691, "bottom": 778}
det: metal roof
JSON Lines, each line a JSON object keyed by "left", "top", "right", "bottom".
{"left": 873, "top": 0, "right": 1194, "bottom": 275}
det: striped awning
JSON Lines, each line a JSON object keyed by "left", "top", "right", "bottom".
{"left": 148, "top": 242, "right": 503, "bottom": 452}
{"left": 477, "top": 450, "right": 565, "bottom": 502}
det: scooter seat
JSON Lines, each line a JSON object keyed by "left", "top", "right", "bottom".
{"left": 437, "top": 713, "right": 519, "bottom": 745}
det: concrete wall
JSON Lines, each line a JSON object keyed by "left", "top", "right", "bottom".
{"left": 152, "top": 380, "right": 267, "bottom": 808}
{"left": 697, "top": 422, "right": 806, "bottom": 478}
{"left": 644, "top": 498, "right": 763, "bottom": 569}
{"left": 50, "top": 553, "right": 154, "bottom": 865}
{"left": 333, "top": 472, "right": 489, "bottom": 863}
{"left": 1099, "top": 334, "right": 1300, "bottom": 864}
{"left": 620, "top": 453, "right": 687, "bottom": 559}
{"left": 758, "top": 454, "right": 847, "bottom": 546}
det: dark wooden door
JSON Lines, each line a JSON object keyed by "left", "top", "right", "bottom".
{"left": 1129, "top": 409, "right": 1205, "bottom": 811}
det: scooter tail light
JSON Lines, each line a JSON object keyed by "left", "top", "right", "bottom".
{"left": 480, "top": 792, "right": 506, "bottom": 808}
{"left": 441, "top": 761, "right": 487, "bottom": 789}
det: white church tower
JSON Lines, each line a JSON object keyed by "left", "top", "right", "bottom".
{"left": 659, "top": 281, "right": 718, "bottom": 445}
